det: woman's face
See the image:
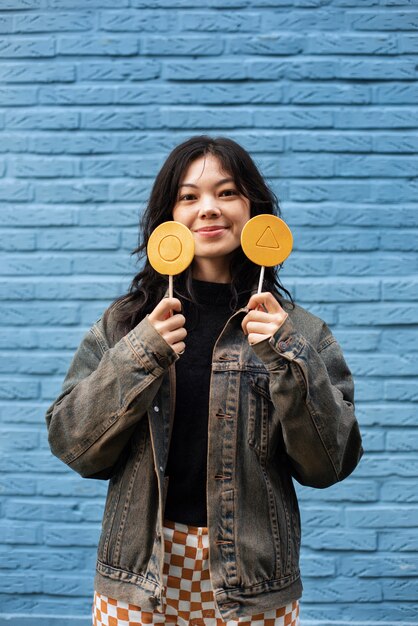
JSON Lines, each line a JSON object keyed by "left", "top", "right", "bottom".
{"left": 172, "top": 154, "right": 250, "bottom": 279}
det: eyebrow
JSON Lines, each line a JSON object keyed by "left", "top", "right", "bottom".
{"left": 178, "top": 177, "right": 235, "bottom": 189}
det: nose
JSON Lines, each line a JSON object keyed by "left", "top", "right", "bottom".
{"left": 198, "top": 197, "right": 221, "bottom": 219}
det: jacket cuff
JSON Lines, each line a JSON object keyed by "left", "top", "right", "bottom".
{"left": 123, "top": 315, "right": 179, "bottom": 376}
{"left": 251, "top": 315, "right": 306, "bottom": 368}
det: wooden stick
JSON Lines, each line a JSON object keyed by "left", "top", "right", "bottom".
{"left": 257, "top": 266, "right": 265, "bottom": 294}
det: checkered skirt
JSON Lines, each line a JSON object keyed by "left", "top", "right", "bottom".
{"left": 93, "top": 520, "right": 300, "bottom": 626}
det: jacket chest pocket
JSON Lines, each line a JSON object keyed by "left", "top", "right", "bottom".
{"left": 247, "top": 373, "right": 272, "bottom": 461}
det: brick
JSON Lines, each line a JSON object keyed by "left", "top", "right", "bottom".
{"left": 335, "top": 107, "right": 418, "bottom": 129}
{"left": 165, "top": 60, "right": 247, "bottom": 81}
{"left": 348, "top": 354, "right": 418, "bottom": 376}
{"left": 44, "top": 524, "right": 101, "bottom": 547}
{"left": 1, "top": 253, "right": 71, "bottom": 276}
{"left": 81, "top": 109, "right": 161, "bottom": 129}
{"left": 101, "top": 10, "right": 169, "bottom": 31}
{"left": 0, "top": 281, "right": 35, "bottom": 300}
{"left": 43, "top": 575, "right": 92, "bottom": 596}
{"left": 254, "top": 108, "right": 333, "bottom": 129}
{"left": 292, "top": 131, "right": 371, "bottom": 152}
{"left": 37, "top": 228, "right": 119, "bottom": 250}
{"left": 0, "top": 304, "right": 78, "bottom": 325}
{"left": 164, "top": 107, "right": 253, "bottom": 129}
{"left": 0, "top": 353, "right": 71, "bottom": 375}
{"left": 83, "top": 156, "right": 161, "bottom": 178}
{"left": 357, "top": 404, "right": 417, "bottom": 427}
{"left": 288, "top": 83, "right": 370, "bottom": 104}
{"left": 374, "top": 133, "right": 418, "bottom": 153}
{"left": 381, "top": 231, "right": 418, "bottom": 251}
{"left": 0, "top": 63, "right": 75, "bottom": 83}
{"left": 332, "top": 255, "right": 417, "bottom": 278}
{"left": 350, "top": 10, "right": 418, "bottom": 30}
{"left": 1, "top": 207, "right": 75, "bottom": 227}
{"left": 182, "top": 11, "right": 262, "bottom": 32}
{"left": 39, "top": 86, "right": 114, "bottom": 105}
{"left": 14, "top": 12, "right": 94, "bottom": 32}
{"left": 335, "top": 155, "right": 418, "bottom": 178}
{"left": 0, "top": 522, "right": 41, "bottom": 544}
{"left": 0, "top": 0, "right": 43, "bottom": 7}
{"left": 28, "top": 133, "right": 117, "bottom": 154}
{"left": 356, "top": 455, "right": 418, "bottom": 478}
{"left": 303, "top": 479, "right": 378, "bottom": 503}
{"left": 339, "top": 304, "right": 418, "bottom": 326}
{"left": 379, "top": 530, "right": 418, "bottom": 552}
{"left": 303, "top": 529, "right": 378, "bottom": 551}
{"left": 383, "top": 580, "right": 418, "bottom": 601}
{"left": 302, "top": 577, "right": 382, "bottom": 602}
{"left": 342, "top": 555, "right": 418, "bottom": 577}
{"left": 0, "top": 549, "right": 84, "bottom": 571}
{"left": 0, "top": 231, "right": 36, "bottom": 251}
{"left": 0, "top": 87, "right": 37, "bottom": 106}
{"left": 0, "top": 574, "right": 42, "bottom": 594}
{"left": 143, "top": 36, "right": 224, "bottom": 56}
{"left": 5, "top": 110, "right": 79, "bottom": 129}
{"left": 301, "top": 555, "right": 336, "bottom": 577}
{"left": 381, "top": 481, "right": 418, "bottom": 504}
{"left": 12, "top": 157, "right": 79, "bottom": 178}
{"left": 263, "top": 9, "right": 346, "bottom": 30}
{"left": 50, "top": 0, "right": 128, "bottom": 5}
{"left": 73, "top": 254, "right": 135, "bottom": 274}
{"left": 0, "top": 379, "right": 38, "bottom": 400}
{"left": 294, "top": 229, "right": 379, "bottom": 252}
{"left": 35, "top": 182, "right": 108, "bottom": 203}
{"left": 0, "top": 38, "right": 55, "bottom": 58}
{"left": 58, "top": 37, "right": 138, "bottom": 56}
{"left": 386, "top": 430, "right": 418, "bottom": 452}
{"left": 332, "top": 330, "right": 381, "bottom": 351}
{"left": 35, "top": 280, "right": 123, "bottom": 301}
{"left": 79, "top": 60, "right": 161, "bottom": 82}
{"left": 346, "top": 506, "right": 418, "bottom": 528}
{"left": 307, "top": 33, "right": 398, "bottom": 55}
{"left": 293, "top": 279, "right": 380, "bottom": 302}
{"left": 374, "top": 83, "right": 418, "bottom": 104}
{"left": 228, "top": 34, "right": 303, "bottom": 55}
{"left": 380, "top": 329, "right": 418, "bottom": 351}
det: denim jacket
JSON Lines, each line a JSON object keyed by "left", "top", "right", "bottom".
{"left": 46, "top": 297, "right": 363, "bottom": 621}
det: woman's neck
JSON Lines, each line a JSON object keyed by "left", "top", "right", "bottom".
{"left": 191, "top": 257, "right": 231, "bottom": 284}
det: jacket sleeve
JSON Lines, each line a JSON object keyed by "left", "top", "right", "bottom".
{"left": 45, "top": 315, "right": 178, "bottom": 479}
{"left": 251, "top": 316, "right": 363, "bottom": 488}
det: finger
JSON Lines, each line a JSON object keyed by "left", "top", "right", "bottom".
{"left": 242, "top": 309, "right": 274, "bottom": 335}
{"left": 149, "top": 297, "right": 182, "bottom": 322}
{"left": 247, "top": 292, "right": 282, "bottom": 314}
{"left": 172, "top": 341, "right": 186, "bottom": 355}
{"left": 248, "top": 333, "right": 269, "bottom": 346}
{"left": 154, "top": 313, "right": 186, "bottom": 333}
{"left": 162, "top": 327, "right": 187, "bottom": 346}
{"left": 245, "top": 321, "right": 278, "bottom": 336}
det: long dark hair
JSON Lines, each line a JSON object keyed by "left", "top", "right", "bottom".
{"left": 105, "top": 135, "right": 293, "bottom": 337}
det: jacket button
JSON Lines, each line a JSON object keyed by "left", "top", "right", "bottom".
{"left": 279, "top": 341, "right": 288, "bottom": 351}
{"left": 154, "top": 406, "right": 159, "bottom": 412}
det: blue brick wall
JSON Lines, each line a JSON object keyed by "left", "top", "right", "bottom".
{"left": 0, "top": 1, "right": 417, "bottom": 625}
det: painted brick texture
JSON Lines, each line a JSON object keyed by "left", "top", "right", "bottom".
{"left": 0, "top": 1, "right": 417, "bottom": 625}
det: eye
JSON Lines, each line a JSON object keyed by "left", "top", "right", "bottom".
{"left": 220, "top": 188, "right": 238, "bottom": 197}
{"left": 179, "top": 193, "right": 197, "bottom": 201}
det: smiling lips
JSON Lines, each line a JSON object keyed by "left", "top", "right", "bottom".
{"left": 195, "top": 226, "right": 228, "bottom": 237}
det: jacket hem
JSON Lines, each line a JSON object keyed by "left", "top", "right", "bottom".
{"left": 214, "top": 574, "right": 303, "bottom": 621}
{"left": 95, "top": 561, "right": 163, "bottom": 613}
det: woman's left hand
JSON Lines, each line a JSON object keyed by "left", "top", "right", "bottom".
{"left": 241, "top": 292, "right": 288, "bottom": 345}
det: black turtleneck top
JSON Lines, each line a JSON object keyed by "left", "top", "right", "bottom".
{"left": 164, "top": 279, "right": 245, "bottom": 527}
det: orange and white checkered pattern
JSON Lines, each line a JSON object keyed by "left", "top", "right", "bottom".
{"left": 93, "top": 520, "right": 300, "bottom": 626}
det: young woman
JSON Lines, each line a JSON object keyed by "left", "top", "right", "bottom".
{"left": 46, "top": 136, "right": 363, "bottom": 626}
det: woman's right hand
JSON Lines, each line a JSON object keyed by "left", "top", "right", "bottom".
{"left": 148, "top": 298, "right": 187, "bottom": 355}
